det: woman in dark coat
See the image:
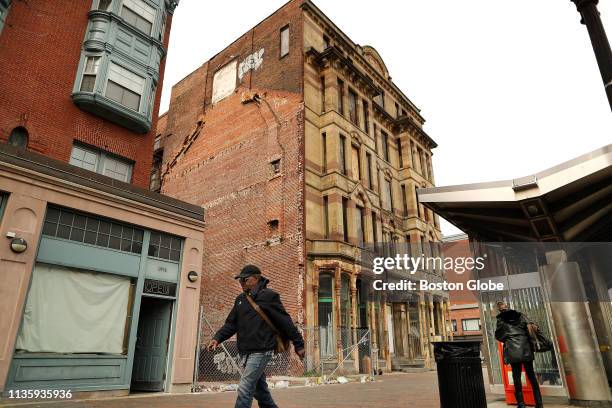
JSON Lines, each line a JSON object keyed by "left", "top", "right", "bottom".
{"left": 495, "top": 301, "right": 543, "bottom": 408}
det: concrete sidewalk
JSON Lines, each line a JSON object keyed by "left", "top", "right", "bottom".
{"left": 0, "top": 371, "right": 584, "bottom": 408}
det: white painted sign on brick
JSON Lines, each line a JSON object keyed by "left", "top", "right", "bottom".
{"left": 212, "top": 60, "right": 237, "bottom": 104}
{"left": 238, "top": 48, "right": 264, "bottom": 80}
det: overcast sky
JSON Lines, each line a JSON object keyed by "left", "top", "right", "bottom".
{"left": 160, "top": 0, "right": 612, "bottom": 236}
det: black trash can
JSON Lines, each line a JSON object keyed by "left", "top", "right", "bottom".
{"left": 433, "top": 341, "right": 487, "bottom": 408}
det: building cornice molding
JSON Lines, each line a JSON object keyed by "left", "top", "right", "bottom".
{"left": 302, "top": 0, "right": 425, "bottom": 124}
{"left": 306, "top": 46, "right": 382, "bottom": 99}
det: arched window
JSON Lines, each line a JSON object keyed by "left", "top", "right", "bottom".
{"left": 318, "top": 273, "right": 334, "bottom": 357}
{"left": 8, "top": 127, "right": 29, "bottom": 149}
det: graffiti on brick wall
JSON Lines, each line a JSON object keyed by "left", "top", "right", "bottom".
{"left": 238, "top": 49, "right": 264, "bottom": 80}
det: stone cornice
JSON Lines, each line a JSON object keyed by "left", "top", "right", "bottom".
{"left": 306, "top": 46, "right": 382, "bottom": 98}
{"left": 302, "top": 0, "right": 425, "bottom": 124}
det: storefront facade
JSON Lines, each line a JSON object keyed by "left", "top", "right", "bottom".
{"left": 0, "top": 145, "right": 204, "bottom": 395}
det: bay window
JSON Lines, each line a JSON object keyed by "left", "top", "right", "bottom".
{"left": 106, "top": 62, "right": 145, "bottom": 111}
{"left": 121, "top": 0, "right": 155, "bottom": 35}
{"left": 80, "top": 56, "right": 101, "bottom": 92}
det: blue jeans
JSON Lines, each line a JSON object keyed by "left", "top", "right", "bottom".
{"left": 235, "top": 351, "right": 278, "bottom": 408}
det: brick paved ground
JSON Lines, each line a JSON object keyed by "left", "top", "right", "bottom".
{"left": 0, "top": 371, "right": 576, "bottom": 408}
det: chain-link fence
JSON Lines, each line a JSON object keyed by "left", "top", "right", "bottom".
{"left": 194, "top": 308, "right": 374, "bottom": 385}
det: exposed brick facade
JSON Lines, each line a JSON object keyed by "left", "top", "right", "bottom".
{"left": 160, "top": 0, "right": 305, "bottom": 333}
{"left": 450, "top": 305, "right": 483, "bottom": 339}
{"left": 443, "top": 236, "right": 483, "bottom": 339}
{"left": 160, "top": 0, "right": 448, "bottom": 373}
{"left": 0, "top": 0, "right": 174, "bottom": 188}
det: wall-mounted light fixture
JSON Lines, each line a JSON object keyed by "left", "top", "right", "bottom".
{"left": 187, "top": 271, "right": 198, "bottom": 282}
{"left": 10, "top": 238, "right": 27, "bottom": 253}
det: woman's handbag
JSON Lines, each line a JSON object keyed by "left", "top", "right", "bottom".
{"left": 528, "top": 322, "right": 553, "bottom": 353}
{"left": 245, "top": 294, "right": 291, "bottom": 354}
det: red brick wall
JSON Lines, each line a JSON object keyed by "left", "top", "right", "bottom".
{"left": 0, "top": 1, "right": 173, "bottom": 188}
{"left": 160, "top": 0, "right": 306, "bottom": 334}
{"left": 450, "top": 306, "right": 482, "bottom": 338}
{"left": 444, "top": 238, "right": 480, "bottom": 305}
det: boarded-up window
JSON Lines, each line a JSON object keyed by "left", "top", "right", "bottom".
{"left": 383, "top": 179, "right": 393, "bottom": 212}
{"left": 351, "top": 146, "right": 361, "bottom": 181}
{"left": 339, "top": 134, "right": 347, "bottom": 175}
{"left": 357, "top": 206, "right": 366, "bottom": 247}
{"left": 366, "top": 153, "right": 372, "bottom": 188}
{"left": 280, "top": 25, "right": 289, "bottom": 57}
{"left": 212, "top": 60, "right": 237, "bottom": 104}
{"left": 348, "top": 89, "right": 358, "bottom": 124}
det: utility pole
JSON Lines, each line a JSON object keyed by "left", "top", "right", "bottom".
{"left": 570, "top": 0, "right": 612, "bottom": 111}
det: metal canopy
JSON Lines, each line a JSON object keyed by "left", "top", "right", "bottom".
{"left": 418, "top": 145, "right": 612, "bottom": 243}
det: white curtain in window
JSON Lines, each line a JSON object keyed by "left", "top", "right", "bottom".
{"left": 15, "top": 264, "right": 130, "bottom": 354}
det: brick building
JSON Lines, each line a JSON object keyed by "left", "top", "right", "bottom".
{"left": 0, "top": 0, "right": 205, "bottom": 395}
{"left": 159, "top": 0, "right": 451, "bottom": 373}
{"left": 443, "top": 233, "right": 483, "bottom": 341}
{"left": 0, "top": 0, "right": 174, "bottom": 188}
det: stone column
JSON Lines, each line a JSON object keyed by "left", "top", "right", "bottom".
{"left": 381, "top": 295, "right": 392, "bottom": 371}
{"left": 400, "top": 303, "right": 409, "bottom": 358}
{"left": 406, "top": 303, "right": 413, "bottom": 360}
{"left": 418, "top": 295, "right": 429, "bottom": 365}
{"left": 369, "top": 301, "right": 377, "bottom": 366}
{"left": 441, "top": 302, "right": 448, "bottom": 341}
{"left": 334, "top": 266, "right": 343, "bottom": 363}
{"left": 312, "top": 265, "right": 320, "bottom": 371}
{"left": 350, "top": 274, "right": 359, "bottom": 372}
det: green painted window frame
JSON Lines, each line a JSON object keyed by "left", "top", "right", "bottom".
{"left": 0, "top": 193, "right": 6, "bottom": 222}
{"left": 42, "top": 206, "right": 144, "bottom": 255}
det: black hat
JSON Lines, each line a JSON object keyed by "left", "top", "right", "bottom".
{"left": 234, "top": 264, "right": 261, "bottom": 279}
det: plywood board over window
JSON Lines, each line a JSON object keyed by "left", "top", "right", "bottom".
{"left": 212, "top": 60, "right": 237, "bottom": 104}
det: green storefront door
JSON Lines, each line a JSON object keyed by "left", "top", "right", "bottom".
{"left": 131, "top": 297, "right": 172, "bottom": 391}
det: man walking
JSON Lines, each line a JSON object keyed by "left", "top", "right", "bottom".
{"left": 495, "top": 301, "right": 543, "bottom": 408}
{"left": 208, "top": 265, "right": 305, "bottom": 408}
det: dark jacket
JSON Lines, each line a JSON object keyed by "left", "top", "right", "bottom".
{"left": 495, "top": 309, "right": 534, "bottom": 364}
{"left": 213, "top": 276, "right": 305, "bottom": 354}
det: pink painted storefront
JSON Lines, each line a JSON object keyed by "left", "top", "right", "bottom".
{"left": 0, "top": 144, "right": 205, "bottom": 396}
